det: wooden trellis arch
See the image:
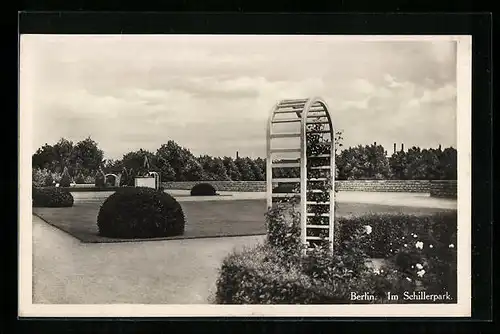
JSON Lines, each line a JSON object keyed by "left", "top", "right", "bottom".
{"left": 266, "top": 97, "right": 335, "bottom": 251}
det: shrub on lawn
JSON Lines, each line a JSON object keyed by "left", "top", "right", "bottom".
{"left": 59, "top": 167, "right": 72, "bottom": 187}
{"left": 97, "top": 187, "right": 185, "bottom": 238}
{"left": 190, "top": 183, "right": 217, "bottom": 196}
{"left": 32, "top": 187, "right": 74, "bottom": 207}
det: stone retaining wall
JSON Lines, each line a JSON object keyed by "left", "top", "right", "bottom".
{"left": 162, "top": 180, "right": 457, "bottom": 195}
{"left": 429, "top": 180, "right": 458, "bottom": 198}
{"left": 335, "top": 180, "right": 431, "bottom": 193}
{"left": 162, "top": 181, "right": 267, "bottom": 192}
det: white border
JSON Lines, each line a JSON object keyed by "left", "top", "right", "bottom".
{"left": 18, "top": 34, "right": 472, "bottom": 317}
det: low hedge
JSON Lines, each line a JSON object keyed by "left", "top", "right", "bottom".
{"left": 190, "top": 183, "right": 217, "bottom": 196}
{"left": 336, "top": 211, "right": 457, "bottom": 258}
{"left": 32, "top": 187, "right": 74, "bottom": 207}
{"left": 97, "top": 187, "right": 185, "bottom": 238}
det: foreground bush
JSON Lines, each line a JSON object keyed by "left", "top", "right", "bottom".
{"left": 215, "top": 205, "right": 457, "bottom": 304}
{"left": 32, "top": 187, "right": 74, "bottom": 207}
{"left": 97, "top": 187, "right": 185, "bottom": 238}
{"left": 190, "top": 183, "right": 217, "bottom": 196}
{"left": 215, "top": 242, "right": 412, "bottom": 304}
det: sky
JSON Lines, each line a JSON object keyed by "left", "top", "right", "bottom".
{"left": 21, "top": 35, "right": 458, "bottom": 160}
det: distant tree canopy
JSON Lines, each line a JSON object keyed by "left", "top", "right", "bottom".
{"left": 32, "top": 137, "right": 104, "bottom": 177}
{"left": 336, "top": 144, "right": 391, "bottom": 180}
{"left": 32, "top": 135, "right": 457, "bottom": 182}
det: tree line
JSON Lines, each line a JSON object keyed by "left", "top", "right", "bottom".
{"left": 32, "top": 136, "right": 457, "bottom": 182}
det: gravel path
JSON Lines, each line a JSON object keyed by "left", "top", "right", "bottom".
{"left": 33, "top": 215, "right": 265, "bottom": 304}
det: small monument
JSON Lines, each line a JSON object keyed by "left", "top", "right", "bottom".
{"left": 134, "top": 155, "right": 161, "bottom": 190}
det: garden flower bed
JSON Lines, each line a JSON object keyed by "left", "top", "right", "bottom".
{"left": 215, "top": 205, "right": 457, "bottom": 304}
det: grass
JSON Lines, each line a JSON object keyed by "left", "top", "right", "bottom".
{"left": 32, "top": 198, "right": 454, "bottom": 244}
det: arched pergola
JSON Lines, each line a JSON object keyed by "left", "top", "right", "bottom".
{"left": 105, "top": 173, "right": 119, "bottom": 187}
{"left": 266, "top": 97, "right": 335, "bottom": 251}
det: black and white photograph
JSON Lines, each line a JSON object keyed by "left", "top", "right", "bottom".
{"left": 19, "top": 34, "right": 472, "bottom": 317}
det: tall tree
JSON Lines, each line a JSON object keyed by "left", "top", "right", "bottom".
{"left": 254, "top": 157, "right": 266, "bottom": 180}
{"left": 403, "top": 146, "right": 424, "bottom": 180}
{"left": 52, "top": 138, "right": 74, "bottom": 172}
{"left": 248, "top": 158, "right": 264, "bottom": 181}
{"left": 122, "top": 149, "right": 157, "bottom": 175}
{"left": 32, "top": 143, "right": 56, "bottom": 170}
{"left": 438, "top": 147, "right": 457, "bottom": 180}
{"left": 71, "top": 137, "right": 104, "bottom": 176}
{"left": 183, "top": 159, "right": 206, "bottom": 181}
{"left": 156, "top": 140, "right": 199, "bottom": 181}
{"left": 235, "top": 157, "right": 256, "bottom": 181}
{"left": 389, "top": 150, "right": 407, "bottom": 180}
{"left": 156, "top": 156, "right": 176, "bottom": 181}
{"left": 222, "top": 157, "right": 241, "bottom": 181}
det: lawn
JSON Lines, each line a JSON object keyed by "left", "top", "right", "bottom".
{"left": 32, "top": 198, "right": 455, "bottom": 243}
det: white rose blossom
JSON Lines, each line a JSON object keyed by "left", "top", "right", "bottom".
{"left": 449, "top": 244, "right": 455, "bottom": 248}
{"left": 415, "top": 241, "right": 424, "bottom": 249}
{"left": 417, "top": 269, "right": 426, "bottom": 277}
{"left": 364, "top": 225, "right": 372, "bottom": 235}
{"left": 429, "top": 244, "right": 434, "bottom": 248}
{"left": 416, "top": 263, "right": 423, "bottom": 270}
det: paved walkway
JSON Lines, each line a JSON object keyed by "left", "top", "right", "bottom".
{"left": 32, "top": 215, "right": 265, "bottom": 304}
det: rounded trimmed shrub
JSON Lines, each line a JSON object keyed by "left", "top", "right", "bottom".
{"left": 97, "top": 187, "right": 185, "bottom": 238}
{"left": 32, "top": 187, "right": 74, "bottom": 207}
{"left": 190, "top": 183, "right": 217, "bottom": 196}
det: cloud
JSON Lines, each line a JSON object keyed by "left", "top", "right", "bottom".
{"left": 22, "top": 35, "right": 459, "bottom": 159}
